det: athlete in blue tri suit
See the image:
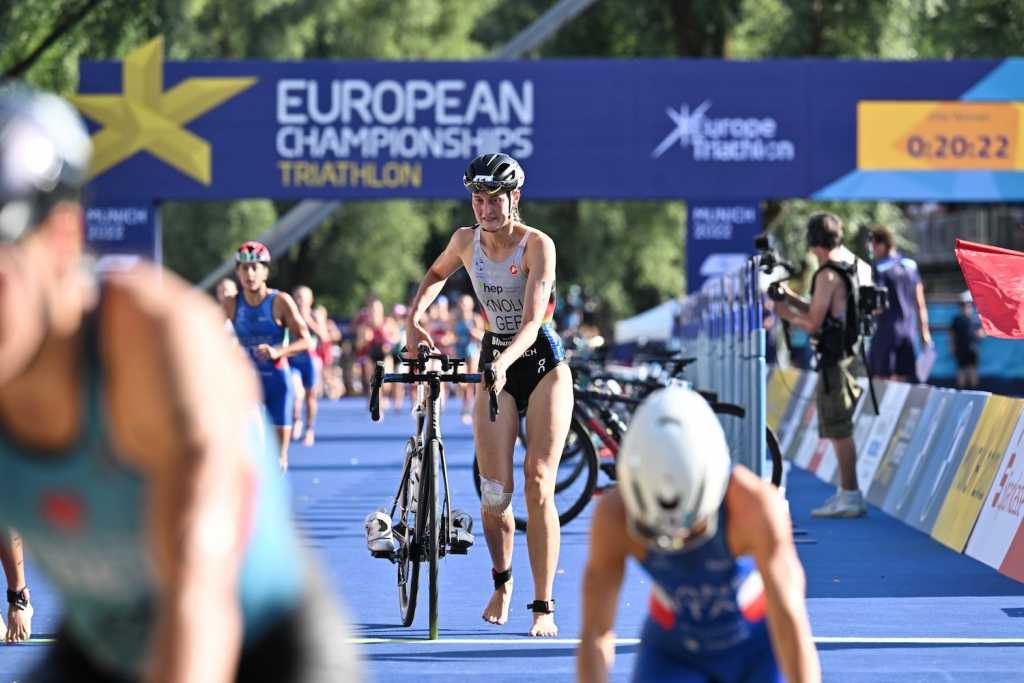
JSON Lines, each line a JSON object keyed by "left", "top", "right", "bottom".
{"left": 578, "top": 386, "right": 819, "bottom": 683}
{"left": 223, "top": 243, "right": 311, "bottom": 471}
{"left": 0, "top": 87, "right": 356, "bottom": 682}
{"left": 289, "top": 286, "right": 325, "bottom": 447}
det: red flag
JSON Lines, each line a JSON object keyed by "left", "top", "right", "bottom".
{"left": 955, "top": 239, "right": 1024, "bottom": 339}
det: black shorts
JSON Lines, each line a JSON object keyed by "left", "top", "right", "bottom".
{"left": 867, "top": 335, "right": 918, "bottom": 381}
{"left": 956, "top": 348, "right": 979, "bottom": 369}
{"left": 26, "top": 571, "right": 359, "bottom": 683}
{"left": 482, "top": 325, "right": 565, "bottom": 415}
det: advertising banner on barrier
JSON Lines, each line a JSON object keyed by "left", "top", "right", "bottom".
{"left": 896, "top": 391, "right": 989, "bottom": 533}
{"left": 883, "top": 389, "right": 958, "bottom": 519}
{"left": 805, "top": 437, "right": 834, "bottom": 482}
{"left": 966, "top": 411, "right": 1024, "bottom": 580}
{"left": 782, "top": 373, "right": 817, "bottom": 459}
{"left": 766, "top": 368, "right": 801, "bottom": 433}
{"left": 84, "top": 204, "right": 160, "bottom": 271}
{"left": 867, "top": 385, "right": 933, "bottom": 506}
{"left": 933, "top": 396, "right": 1024, "bottom": 551}
{"left": 853, "top": 380, "right": 890, "bottom": 455}
{"left": 74, "top": 38, "right": 1024, "bottom": 203}
{"left": 793, "top": 408, "right": 821, "bottom": 471}
{"left": 686, "top": 203, "right": 761, "bottom": 293}
{"left": 855, "top": 383, "right": 911, "bottom": 496}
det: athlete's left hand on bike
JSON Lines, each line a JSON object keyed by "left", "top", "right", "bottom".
{"left": 255, "top": 344, "right": 281, "bottom": 361}
{"left": 6, "top": 602, "right": 32, "bottom": 643}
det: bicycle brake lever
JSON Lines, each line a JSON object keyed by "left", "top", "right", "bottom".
{"left": 484, "top": 367, "right": 499, "bottom": 422}
{"left": 369, "top": 362, "right": 384, "bottom": 422}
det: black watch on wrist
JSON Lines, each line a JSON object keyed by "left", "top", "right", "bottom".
{"left": 7, "top": 586, "right": 29, "bottom": 610}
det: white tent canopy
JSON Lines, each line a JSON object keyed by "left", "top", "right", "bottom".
{"left": 614, "top": 300, "right": 678, "bottom": 344}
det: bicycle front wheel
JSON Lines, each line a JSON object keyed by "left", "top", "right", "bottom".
{"left": 425, "top": 439, "right": 440, "bottom": 640}
{"left": 397, "top": 441, "right": 421, "bottom": 626}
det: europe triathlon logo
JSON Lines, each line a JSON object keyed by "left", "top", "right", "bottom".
{"left": 652, "top": 100, "right": 796, "bottom": 163}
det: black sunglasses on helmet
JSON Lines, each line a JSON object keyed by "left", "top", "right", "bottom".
{"left": 464, "top": 178, "right": 516, "bottom": 195}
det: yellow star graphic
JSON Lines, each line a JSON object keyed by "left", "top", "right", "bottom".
{"left": 70, "top": 37, "right": 257, "bottom": 185}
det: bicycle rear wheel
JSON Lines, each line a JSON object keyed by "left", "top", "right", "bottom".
{"left": 397, "top": 440, "right": 420, "bottom": 626}
{"left": 472, "top": 415, "right": 599, "bottom": 532}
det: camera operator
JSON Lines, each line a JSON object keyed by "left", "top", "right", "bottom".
{"left": 769, "top": 212, "right": 871, "bottom": 519}
{"left": 866, "top": 225, "right": 932, "bottom": 382}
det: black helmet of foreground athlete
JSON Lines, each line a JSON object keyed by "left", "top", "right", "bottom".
{"left": 0, "top": 86, "right": 91, "bottom": 243}
{"left": 463, "top": 153, "right": 525, "bottom": 195}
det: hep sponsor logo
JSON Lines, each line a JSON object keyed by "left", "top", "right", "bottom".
{"left": 993, "top": 452, "right": 1024, "bottom": 516}
{"left": 483, "top": 283, "right": 504, "bottom": 295}
{"left": 652, "top": 99, "right": 796, "bottom": 163}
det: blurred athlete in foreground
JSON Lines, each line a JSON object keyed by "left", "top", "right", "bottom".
{"left": 0, "top": 529, "right": 32, "bottom": 642}
{"left": 0, "top": 87, "right": 356, "bottom": 682}
{"left": 578, "top": 386, "right": 819, "bottom": 682}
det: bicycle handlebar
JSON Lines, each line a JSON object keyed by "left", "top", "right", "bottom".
{"left": 368, "top": 353, "right": 483, "bottom": 422}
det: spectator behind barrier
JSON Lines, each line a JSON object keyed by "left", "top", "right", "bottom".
{"left": 866, "top": 225, "right": 932, "bottom": 382}
{"left": 951, "top": 290, "right": 984, "bottom": 389}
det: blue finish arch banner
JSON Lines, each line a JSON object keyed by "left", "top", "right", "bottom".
{"left": 74, "top": 38, "right": 1024, "bottom": 203}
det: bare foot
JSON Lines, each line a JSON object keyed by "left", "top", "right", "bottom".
{"left": 482, "top": 579, "right": 513, "bottom": 625}
{"left": 303, "top": 429, "right": 315, "bottom": 447}
{"left": 279, "top": 458, "right": 288, "bottom": 472}
{"left": 528, "top": 612, "right": 558, "bottom": 637}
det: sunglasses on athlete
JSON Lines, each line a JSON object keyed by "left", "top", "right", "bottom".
{"left": 464, "top": 179, "right": 517, "bottom": 195}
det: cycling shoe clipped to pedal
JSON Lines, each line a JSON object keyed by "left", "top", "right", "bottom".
{"left": 449, "top": 509, "right": 475, "bottom": 554}
{"left": 364, "top": 509, "right": 399, "bottom": 559}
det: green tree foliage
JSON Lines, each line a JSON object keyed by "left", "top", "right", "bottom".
{"left": 161, "top": 199, "right": 277, "bottom": 283}
{"left": 275, "top": 201, "right": 432, "bottom": 315}
{"left": 730, "top": 0, "right": 893, "bottom": 57}
{"left": 909, "top": 0, "right": 1024, "bottom": 58}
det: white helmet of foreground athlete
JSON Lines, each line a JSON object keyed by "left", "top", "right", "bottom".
{"left": 0, "top": 86, "right": 91, "bottom": 243}
{"left": 617, "top": 385, "right": 732, "bottom": 552}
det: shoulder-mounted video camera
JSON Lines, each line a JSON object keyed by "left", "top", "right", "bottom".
{"left": 858, "top": 283, "right": 888, "bottom": 320}
{"left": 753, "top": 234, "right": 798, "bottom": 302}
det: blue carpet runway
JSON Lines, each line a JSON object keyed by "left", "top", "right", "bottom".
{"left": 2, "top": 397, "right": 1023, "bottom": 681}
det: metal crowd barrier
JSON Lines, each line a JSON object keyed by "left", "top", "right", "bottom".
{"left": 677, "top": 257, "right": 768, "bottom": 480}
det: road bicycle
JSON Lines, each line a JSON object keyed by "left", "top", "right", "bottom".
{"left": 368, "top": 347, "right": 497, "bottom": 639}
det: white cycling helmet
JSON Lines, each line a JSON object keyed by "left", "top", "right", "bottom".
{"left": 617, "top": 385, "right": 732, "bottom": 552}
